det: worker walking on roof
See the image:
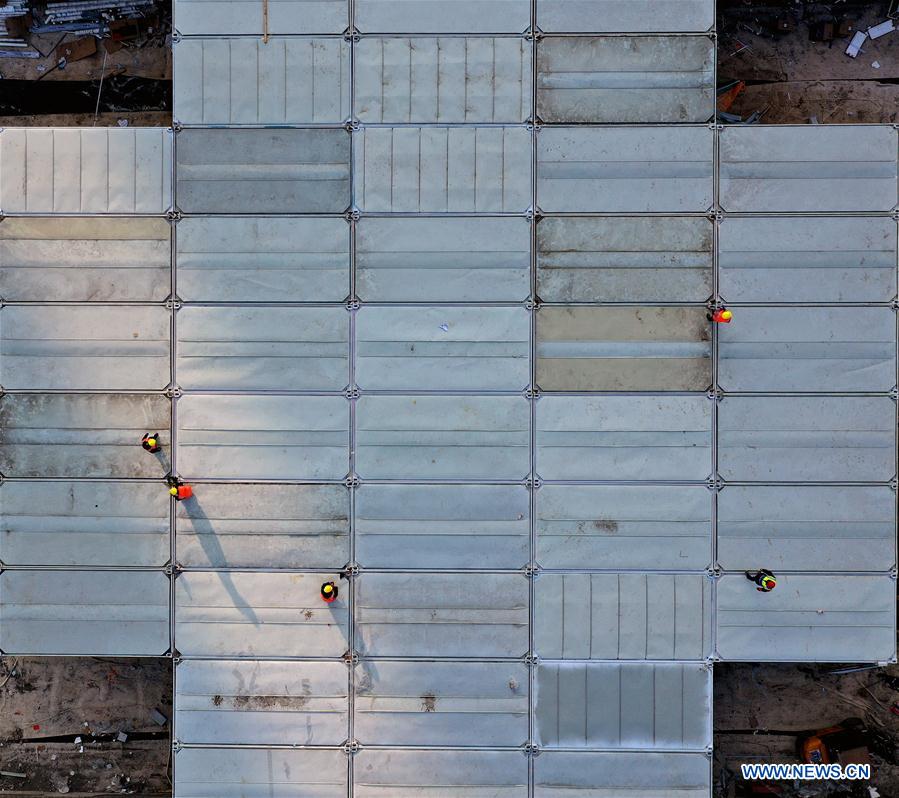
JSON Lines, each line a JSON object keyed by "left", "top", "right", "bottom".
{"left": 709, "top": 307, "right": 733, "bottom": 324}
{"left": 141, "top": 432, "right": 162, "bottom": 453}
{"left": 746, "top": 569, "right": 777, "bottom": 592}
{"left": 321, "top": 581, "right": 338, "bottom": 603}
{"left": 166, "top": 477, "right": 193, "bottom": 502}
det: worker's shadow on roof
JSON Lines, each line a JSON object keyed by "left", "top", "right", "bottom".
{"left": 179, "top": 496, "right": 260, "bottom": 628}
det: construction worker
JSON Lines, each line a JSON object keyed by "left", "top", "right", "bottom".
{"left": 320, "top": 581, "right": 338, "bottom": 603}
{"left": 166, "top": 477, "right": 193, "bottom": 502}
{"left": 709, "top": 307, "right": 733, "bottom": 324}
{"left": 746, "top": 569, "right": 777, "bottom": 592}
{"left": 141, "top": 432, "right": 162, "bottom": 453}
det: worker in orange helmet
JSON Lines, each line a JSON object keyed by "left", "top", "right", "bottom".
{"left": 166, "top": 477, "right": 193, "bottom": 502}
{"left": 141, "top": 432, "right": 162, "bottom": 453}
{"left": 709, "top": 307, "right": 733, "bottom": 324}
{"left": 746, "top": 569, "right": 776, "bottom": 592}
{"left": 320, "top": 581, "right": 338, "bottom": 603}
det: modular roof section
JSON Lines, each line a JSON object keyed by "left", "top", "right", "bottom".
{"left": 1, "top": 1, "right": 897, "bottom": 796}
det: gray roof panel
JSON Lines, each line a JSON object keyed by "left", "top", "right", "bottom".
{"left": 1, "top": 481, "right": 169, "bottom": 567}
{"left": 716, "top": 574, "right": 896, "bottom": 663}
{"left": 0, "top": 394, "right": 171, "bottom": 478}
{"left": 353, "top": 127, "right": 531, "bottom": 212}
{"left": 0, "top": 570, "right": 169, "bottom": 655}
{"left": 1, "top": 306, "right": 170, "bottom": 390}
{"left": 355, "top": 573, "right": 529, "bottom": 657}
{"left": 536, "top": 485, "right": 712, "bottom": 570}
{"left": 356, "top": 217, "right": 530, "bottom": 302}
{"left": 356, "top": 395, "right": 530, "bottom": 480}
{"left": 718, "top": 396, "right": 896, "bottom": 482}
{"left": 535, "top": 662, "right": 711, "bottom": 749}
{"left": 175, "top": 571, "right": 348, "bottom": 657}
{"left": 718, "top": 216, "right": 897, "bottom": 304}
{"left": 354, "top": 750, "right": 527, "bottom": 797}
{"left": 536, "top": 306, "right": 711, "bottom": 392}
{"left": 719, "top": 307, "right": 896, "bottom": 392}
{"left": 355, "top": 661, "right": 528, "bottom": 746}
{"left": 537, "top": 0, "right": 714, "bottom": 33}
{"left": 535, "top": 751, "right": 711, "bottom": 797}
{"left": 537, "top": 396, "right": 712, "bottom": 481}
{"left": 535, "top": 573, "right": 711, "bottom": 660}
{"left": 177, "top": 395, "right": 349, "bottom": 480}
{"left": 356, "top": 37, "right": 531, "bottom": 124}
{"left": 174, "top": 0, "right": 348, "bottom": 35}
{"left": 356, "top": 306, "right": 530, "bottom": 391}
{"left": 356, "top": 484, "right": 530, "bottom": 569}
{"left": 537, "top": 216, "right": 713, "bottom": 304}
{"left": 175, "top": 660, "right": 348, "bottom": 745}
{"left": 176, "top": 216, "right": 349, "bottom": 303}
{"left": 0, "top": 128, "right": 172, "bottom": 214}
{"left": 0, "top": 217, "right": 171, "bottom": 302}
{"left": 718, "top": 486, "right": 896, "bottom": 572}
{"left": 176, "top": 129, "right": 350, "bottom": 214}
{"left": 175, "top": 747, "right": 348, "bottom": 798}
{"left": 174, "top": 38, "right": 350, "bottom": 125}
{"left": 355, "top": 0, "right": 530, "bottom": 33}
{"left": 538, "top": 36, "right": 714, "bottom": 124}
{"left": 537, "top": 127, "right": 714, "bottom": 213}
{"left": 177, "top": 306, "right": 349, "bottom": 391}
{"left": 720, "top": 126, "right": 898, "bottom": 213}
{"left": 176, "top": 483, "right": 349, "bottom": 569}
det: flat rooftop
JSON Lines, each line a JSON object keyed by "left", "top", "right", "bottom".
{"left": 1, "top": 1, "right": 897, "bottom": 795}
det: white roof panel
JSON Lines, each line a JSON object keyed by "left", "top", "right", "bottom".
{"left": 537, "top": 0, "right": 714, "bottom": 33}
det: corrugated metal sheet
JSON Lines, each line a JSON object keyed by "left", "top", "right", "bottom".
{"left": 719, "top": 307, "right": 896, "bottom": 392}
{"left": 537, "top": 0, "right": 715, "bottom": 33}
{"left": 1, "top": 306, "right": 170, "bottom": 390}
{"left": 355, "top": 661, "right": 528, "bottom": 745}
{"left": 0, "top": 394, "right": 171, "bottom": 478}
{"left": 354, "top": 0, "right": 530, "bottom": 33}
{"left": 718, "top": 216, "right": 897, "bottom": 303}
{"left": 534, "top": 662, "right": 711, "bottom": 749}
{"left": 716, "top": 575, "right": 896, "bottom": 662}
{"left": 175, "top": 660, "right": 348, "bottom": 744}
{"left": 536, "top": 216, "right": 713, "bottom": 303}
{"left": 717, "top": 486, "right": 896, "bottom": 572}
{"left": 537, "top": 126, "right": 714, "bottom": 212}
{"left": 174, "top": 38, "right": 350, "bottom": 125}
{"left": 356, "top": 217, "right": 530, "bottom": 302}
{"left": 354, "top": 750, "right": 527, "bottom": 797}
{"left": 538, "top": 36, "right": 714, "bottom": 123}
{"left": 176, "top": 483, "right": 349, "bottom": 568}
{"left": 356, "top": 306, "right": 530, "bottom": 391}
{"left": 536, "top": 485, "right": 711, "bottom": 570}
{"left": 0, "top": 128, "right": 172, "bottom": 214}
{"left": 355, "top": 37, "right": 531, "bottom": 123}
{"left": 175, "top": 748, "right": 348, "bottom": 798}
{"left": 177, "top": 395, "right": 349, "bottom": 480}
{"left": 719, "top": 126, "right": 899, "bottom": 212}
{"left": 177, "top": 306, "right": 349, "bottom": 391}
{"left": 174, "top": 0, "right": 348, "bottom": 35}
{"left": 718, "top": 396, "right": 896, "bottom": 482}
{"left": 536, "top": 396, "right": 712, "bottom": 481}
{"left": 176, "top": 216, "right": 349, "bottom": 303}
{"left": 535, "top": 573, "right": 710, "bottom": 660}
{"left": 176, "top": 128, "right": 350, "bottom": 213}
{"left": 0, "top": 570, "right": 169, "bottom": 655}
{"left": 535, "top": 751, "right": 711, "bottom": 797}
{"left": 536, "top": 306, "right": 711, "bottom": 391}
{"left": 356, "top": 395, "right": 530, "bottom": 480}
{"left": 353, "top": 127, "right": 531, "bottom": 212}
{"left": 356, "top": 484, "right": 529, "bottom": 569}
{"left": 175, "top": 571, "right": 349, "bottom": 657}
{"left": 1, "top": 481, "right": 169, "bottom": 567}
{"left": 355, "top": 573, "right": 529, "bottom": 657}
{"left": 0, "top": 217, "right": 171, "bottom": 302}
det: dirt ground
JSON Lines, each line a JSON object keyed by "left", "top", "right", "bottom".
{"left": 715, "top": 663, "right": 899, "bottom": 797}
{"left": 718, "top": 1, "right": 899, "bottom": 122}
{"left": 0, "top": 657, "right": 172, "bottom": 796}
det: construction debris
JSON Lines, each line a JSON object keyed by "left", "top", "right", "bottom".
{"left": 867, "top": 19, "right": 895, "bottom": 39}
{"left": 846, "top": 30, "right": 867, "bottom": 57}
